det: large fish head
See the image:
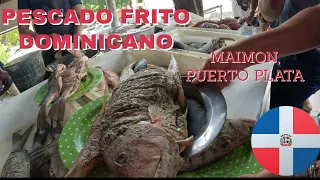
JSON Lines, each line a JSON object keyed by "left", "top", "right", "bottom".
{"left": 104, "top": 122, "right": 184, "bottom": 178}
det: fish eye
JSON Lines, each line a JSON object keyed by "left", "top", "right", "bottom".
{"left": 115, "top": 152, "right": 128, "bottom": 165}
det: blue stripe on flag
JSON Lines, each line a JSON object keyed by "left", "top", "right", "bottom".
{"left": 253, "top": 108, "right": 279, "bottom": 134}
{"left": 293, "top": 148, "right": 320, "bottom": 175}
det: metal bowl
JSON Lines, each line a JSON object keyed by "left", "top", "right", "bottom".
{"left": 181, "top": 78, "right": 227, "bottom": 158}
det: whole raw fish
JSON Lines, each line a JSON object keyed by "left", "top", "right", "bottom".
{"left": 173, "top": 38, "right": 235, "bottom": 54}
{"left": 1, "top": 125, "right": 34, "bottom": 178}
{"left": 48, "top": 58, "right": 88, "bottom": 123}
{"left": 29, "top": 121, "right": 67, "bottom": 178}
{"left": 65, "top": 55, "right": 193, "bottom": 178}
{"left": 35, "top": 64, "right": 66, "bottom": 143}
{"left": 179, "top": 118, "right": 256, "bottom": 173}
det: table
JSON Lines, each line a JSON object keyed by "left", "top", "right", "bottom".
{"left": 0, "top": 59, "right": 273, "bottom": 172}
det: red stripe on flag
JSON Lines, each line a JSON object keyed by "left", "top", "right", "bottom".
{"left": 293, "top": 108, "right": 319, "bottom": 134}
{"left": 252, "top": 148, "right": 279, "bottom": 175}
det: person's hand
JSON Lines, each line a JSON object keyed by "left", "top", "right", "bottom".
{"left": 246, "top": 10, "right": 256, "bottom": 25}
{"left": 237, "top": 17, "right": 247, "bottom": 25}
{"left": 191, "top": 48, "right": 248, "bottom": 90}
{"left": 0, "top": 69, "right": 13, "bottom": 97}
{"left": 260, "top": 22, "right": 271, "bottom": 32}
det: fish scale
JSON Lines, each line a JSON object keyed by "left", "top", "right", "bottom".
{"left": 1, "top": 125, "right": 34, "bottom": 178}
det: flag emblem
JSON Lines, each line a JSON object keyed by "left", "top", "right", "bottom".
{"left": 251, "top": 106, "right": 320, "bottom": 176}
{"left": 280, "top": 134, "right": 292, "bottom": 146}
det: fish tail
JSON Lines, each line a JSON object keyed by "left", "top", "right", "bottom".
{"left": 37, "top": 104, "right": 48, "bottom": 131}
{"left": 48, "top": 97, "right": 66, "bottom": 123}
{"left": 49, "top": 118, "right": 63, "bottom": 140}
{"left": 33, "top": 104, "right": 50, "bottom": 145}
{"left": 12, "top": 124, "right": 34, "bottom": 152}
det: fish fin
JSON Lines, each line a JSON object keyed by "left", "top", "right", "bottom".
{"left": 48, "top": 98, "right": 66, "bottom": 123}
{"left": 33, "top": 127, "right": 49, "bottom": 145}
{"left": 167, "top": 54, "right": 179, "bottom": 74}
{"left": 167, "top": 54, "right": 186, "bottom": 109}
{"left": 34, "top": 104, "right": 50, "bottom": 145}
{"left": 176, "top": 136, "right": 194, "bottom": 153}
{"left": 65, "top": 129, "right": 103, "bottom": 178}
{"left": 37, "top": 104, "right": 49, "bottom": 131}
{"left": 120, "top": 62, "right": 136, "bottom": 83}
{"left": 49, "top": 118, "right": 63, "bottom": 140}
{"left": 148, "top": 105, "right": 166, "bottom": 125}
{"left": 12, "top": 124, "right": 34, "bottom": 152}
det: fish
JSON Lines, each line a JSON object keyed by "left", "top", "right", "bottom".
{"left": 35, "top": 64, "right": 66, "bottom": 144}
{"left": 46, "top": 121, "right": 68, "bottom": 178}
{"left": 113, "top": 24, "right": 138, "bottom": 35}
{"left": 45, "top": 51, "right": 75, "bottom": 73}
{"left": 96, "top": 67, "right": 120, "bottom": 91}
{"left": 48, "top": 59, "right": 88, "bottom": 124}
{"left": 133, "top": 59, "right": 148, "bottom": 73}
{"left": 28, "top": 142, "right": 50, "bottom": 178}
{"left": 192, "top": 18, "right": 241, "bottom": 30}
{"left": 179, "top": 118, "right": 256, "bottom": 173}
{"left": 191, "top": 20, "right": 219, "bottom": 27}
{"left": 173, "top": 38, "right": 235, "bottom": 54}
{"left": 65, "top": 55, "right": 193, "bottom": 178}
{"left": 29, "top": 121, "right": 67, "bottom": 178}
{"left": 1, "top": 124, "right": 34, "bottom": 178}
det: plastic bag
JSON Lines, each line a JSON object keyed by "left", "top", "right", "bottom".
{"left": 237, "top": 22, "right": 262, "bottom": 36}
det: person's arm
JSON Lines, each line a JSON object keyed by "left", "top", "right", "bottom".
{"left": 17, "top": 0, "right": 38, "bottom": 39}
{"left": 258, "top": 0, "right": 286, "bottom": 22}
{"left": 250, "top": 0, "right": 258, "bottom": 13}
{"left": 70, "top": 0, "right": 84, "bottom": 35}
{"left": 193, "top": 4, "right": 320, "bottom": 88}
{"left": 0, "top": 69, "right": 13, "bottom": 97}
{"left": 225, "top": 4, "right": 320, "bottom": 65}
{"left": 246, "top": 0, "right": 258, "bottom": 25}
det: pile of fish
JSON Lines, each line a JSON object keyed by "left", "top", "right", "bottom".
{"left": 191, "top": 18, "right": 243, "bottom": 30}
{"left": 62, "top": 55, "right": 256, "bottom": 178}
{"left": 0, "top": 52, "right": 122, "bottom": 178}
{"left": 112, "top": 24, "right": 153, "bottom": 36}
{"left": 1, "top": 123, "right": 68, "bottom": 178}
{"left": 173, "top": 37, "right": 235, "bottom": 54}
{"left": 36, "top": 50, "right": 88, "bottom": 144}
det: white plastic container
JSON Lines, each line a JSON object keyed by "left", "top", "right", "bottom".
{"left": 0, "top": 48, "right": 272, "bottom": 172}
{"left": 157, "top": 28, "right": 248, "bottom": 58}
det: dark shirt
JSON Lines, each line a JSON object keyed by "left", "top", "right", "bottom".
{"left": 0, "top": 61, "right": 4, "bottom": 69}
{"left": 279, "top": 0, "right": 320, "bottom": 70}
{"left": 18, "top": 0, "right": 82, "bottom": 36}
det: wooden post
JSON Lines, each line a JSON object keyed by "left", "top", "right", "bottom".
{"left": 107, "top": 0, "right": 120, "bottom": 28}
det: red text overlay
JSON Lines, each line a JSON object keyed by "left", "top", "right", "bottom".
{"left": 186, "top": 52, "right": 305, "bottom": 83}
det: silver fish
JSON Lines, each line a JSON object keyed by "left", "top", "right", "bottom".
{"left": 173, "top": 38, "right": 235, "bottom": 54}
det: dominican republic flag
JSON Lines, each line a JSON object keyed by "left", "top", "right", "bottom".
{"left": 251, "top": 106, "right": 320, "bottom": 176}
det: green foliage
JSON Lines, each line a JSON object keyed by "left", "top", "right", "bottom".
{"left": 0, "top": 43, "right": 9, "bottom": 64}
{"left": 5, "top": 29, "right": 19, "bottom": 46}
{"left": 82, "top": 0, "right": 132, "bottom": 12}
{"left": 0, "top": 29, "right": 19, "bottom": 47}
{"left": 82, "top": 0, "right": 107, "bottom": 12}
{"left": 116, "top": 0, "right": 132, "bottom": 9}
